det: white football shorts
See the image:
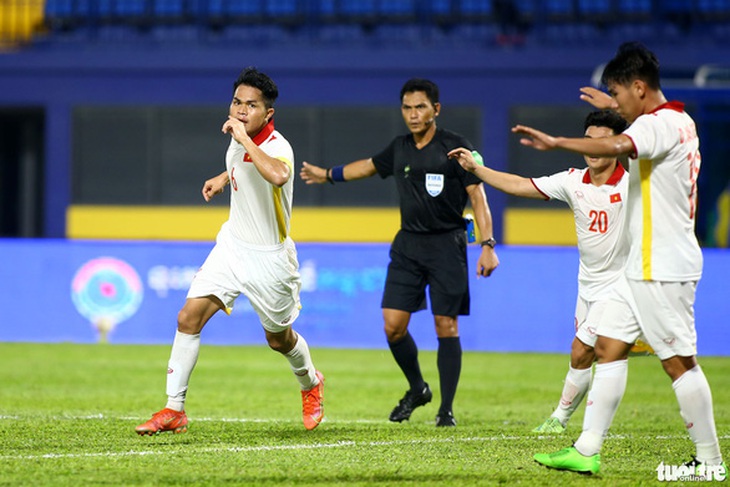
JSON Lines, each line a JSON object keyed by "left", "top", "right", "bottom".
{"left": 187, "top": 224, "right": 302, "bottom": 333}
{"left": 627, "top": 278, "right": 697, "bottom": 360}
{"left": 597, "top": 275, "right": 697, "bottom": 360}
{"left": 574, "top": 296, "right": 636, "bottom": 348}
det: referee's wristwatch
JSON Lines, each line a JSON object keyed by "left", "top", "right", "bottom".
{"left": 480, "top": 238, "right": 497, "bottom": 249}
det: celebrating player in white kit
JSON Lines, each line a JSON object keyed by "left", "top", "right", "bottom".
{"left": 449, "top": 110, "right": 632, "bottom": 434}
{"left": 513, "top": 42, "right": 724, "bottom": 476}
{"left": 136, "top": 67, "right": 324, "bottom": 435}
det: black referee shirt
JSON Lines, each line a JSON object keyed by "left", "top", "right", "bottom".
{"left": 372, "top": 128, "right": 482, "bottom": 234}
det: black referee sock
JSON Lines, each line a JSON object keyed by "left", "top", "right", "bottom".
{"left": 437, "top": 336, "right": 462, "bottom": 414}
{"left": 388, "top": 332, "right": 426, "bottom": 392}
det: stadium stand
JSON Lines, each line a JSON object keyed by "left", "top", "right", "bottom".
{"left": 23, "top": 0, "right": 729, "bottom": 48}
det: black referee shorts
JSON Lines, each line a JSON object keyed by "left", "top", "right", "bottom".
{"left": 381, "top": 229, "right": 470, "bottom": 317}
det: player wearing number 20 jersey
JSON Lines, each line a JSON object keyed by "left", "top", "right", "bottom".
{"left": 449, "top": 109, "right": 631, "bottom": 434}
{"left": 531, "top": 163, "right": 629, "bottom": 303}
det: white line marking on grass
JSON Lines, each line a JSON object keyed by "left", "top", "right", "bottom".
{"left": 4, "top": 434, "right": 730, "bottom": 462}
{"left": 0, "top": 436, "right": 529, "bottom": 461}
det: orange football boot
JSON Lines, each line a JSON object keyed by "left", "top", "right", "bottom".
{"left": 135, "top": 408, "right": 188, "bottom": 436}
{"left": 301, "top": 370, "right": 324, "bottom": 430}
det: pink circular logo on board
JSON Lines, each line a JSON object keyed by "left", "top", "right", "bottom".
{"left": 71, "top": 257, "right": 143, "bottom": 325}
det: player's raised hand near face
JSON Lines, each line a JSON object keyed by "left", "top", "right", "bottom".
{"left": 511, "top": 125, "right": 558, "bottom": 151}
{"left": 447, "top": 147, "right": 479, "bottom": 172}
{"left": 579, "top": 86, "right": 614, "bottom": 110}
{"left": 222, "top": 116, "right": 251, "bottom": 145}
{"left": 299, "top": 161, "right": 328, "bottom": 185}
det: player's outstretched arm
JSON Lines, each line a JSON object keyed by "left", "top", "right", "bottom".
{"left": 579, "top": 87, "right": 614, "bottom": 110}
{"left": 448, "top": 148, "right": 542, "bottom": 199}
{"left": 202, "top": 171, "right": 229, "bottom": 202}
{"left": 299, "top": 161, "right": 328, "bottom": 184}
{"left": 300, "top": 158, "right": 377, "bottom": 185}
{"left": 511, "top": 126, "right": 633, "bottom": 158}
{"left": 510, "top": 125, "right": 559, "bottom": 151}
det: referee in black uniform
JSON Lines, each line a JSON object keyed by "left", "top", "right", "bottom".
{"left": 300, "top": 78, "right": 499, "bottom": 426}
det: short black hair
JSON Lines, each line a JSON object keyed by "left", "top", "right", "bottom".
{"left": 400, "top": 78, "right": 439, "bottom": 105}
{"left": 601, "top": 42, "right": 661, "bottom": 90}
{"left": 233, "top": 67, "right": 278, "bottom": 109}
{"left": 584, "top": 110, "right": 628, "bottom": 135}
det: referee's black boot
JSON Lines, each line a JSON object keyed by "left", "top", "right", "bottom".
{"left": 389, "top": 383, "right": 432, "bottom": 422}
{"left": 435, "top": 410, "right": 456, "bottom": 427}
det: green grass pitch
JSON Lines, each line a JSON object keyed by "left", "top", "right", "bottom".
{"left": 1, "top": 343, "right": 728, "bottom": 486}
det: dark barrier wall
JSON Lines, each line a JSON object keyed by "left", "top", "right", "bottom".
{"left": 1, "top": 43, "right": 730, "bottom": 237}
{"left": 71, "top": 105, "right": 480, "bottom": 207}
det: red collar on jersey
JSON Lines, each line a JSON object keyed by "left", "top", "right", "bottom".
{"left": 251, "top": 119, "right": 275, "bottom": 146}
{"left": 582, "top": 161, "right": 626, "bottom": 185}
{"left": 648, "top": 101, "right": 685, "bottom": 114}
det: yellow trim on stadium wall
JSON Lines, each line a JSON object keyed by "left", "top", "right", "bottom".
{"left": 503, "top": 208, "right": 576, "bottom": 246}
{"left": 67, "top": 205, "right": 401, "bottom": 242}
{"left": 68, "top": 205, "right": 578, "bottom": 244}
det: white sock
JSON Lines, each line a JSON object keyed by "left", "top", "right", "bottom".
{"left": 574, "top": 359, "right": 628, "bottom": 457}
{"left": 165, "top": 331, "right": 201, "bottom": 412}
{"left": 552, "top": 365, "right": 592, "bottom": 425}
{"left": 673, "top": 365, "right": 723, "bottom": 465}
{"left": 284, "top": 332, "right": 317, "bottom": 390}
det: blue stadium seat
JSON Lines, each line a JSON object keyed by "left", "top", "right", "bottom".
{"left": 266, "top": 0, "right": 304, "bottom": 26}
{"left": 45, "top": 0, "right": 74, "bottom": 17}
{"left": 267, "top": 0, "right": 298, "bottom": 15}
{"left": 205, "top": 0, "right": 223, "bottom": 16}
{"left": 662, "top": 0, "right": 694, "bottom": 14}
{"left": 339, "top": 0, "right": 376, "bottom": 15}
{"left": 45, "top": 0, "right": 89, "bottom": 26}
{"left": 427, "top": 0, "right": 456, "bottom": 25}
{"left": 511, "top": 0, "right": 535, "bottom": 22}
{"left": 335, "top": 0, "right": 377, "bottom": 24}
{"left": 154, "top": 0, "right": 184, "bottom": 17}
{"left": 618, "top": 0, "right": 652, "bottom": 18}
{"left": 227, "top": 0, "right": 264, "bottom": 17}
{"left": 378, "top": 0, "right": 417, "bottom": 21}
{"left": 543, "top": 0, "right": 575, "bottom": 20}
{"left": 697, "top": 0, "right": 730, "bottom": 19}
{"left": 460, "top": 0, "right": 492, "bottom": 21}
{"left": 578, "top": 0, "right": 612, "bottom": 19}
{"left": 113, "top": 0, "right": 147, "bottom": 17}
{"left": 315, "top": 0, "right": 337, "bottom": 18}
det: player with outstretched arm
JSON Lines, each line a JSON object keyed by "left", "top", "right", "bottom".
{"left": 451, "top": 109, "right": 634, "bottom": 435}
{"left": 513, "top": 42, "right": 725, "bottom": 476}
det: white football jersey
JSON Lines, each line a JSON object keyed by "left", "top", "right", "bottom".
{"left": 623, "top": 102, "right": 703, "bottom": 281}
{"left": 224, "top": 121, "right": 295, "bottom": 246}
{"left": 531, "top": 164, "right": 629, "bottom": 301}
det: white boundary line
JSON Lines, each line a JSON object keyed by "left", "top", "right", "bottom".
{"left": 0, "top": 435, "right": 646, "bottom": 461}
{"left": 1, "top": 412, "right": 728, "bottom": 461}
{"left": 5, "top": 434, "right": 729, "bottom": 461}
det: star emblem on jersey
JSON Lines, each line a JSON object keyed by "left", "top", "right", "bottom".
{"left": 610, "top": 193, "right": 622, "bottom": 203}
